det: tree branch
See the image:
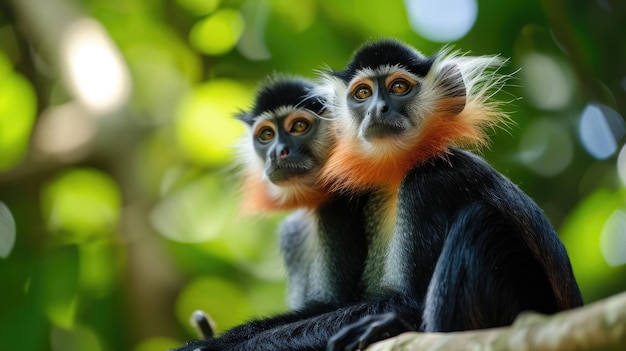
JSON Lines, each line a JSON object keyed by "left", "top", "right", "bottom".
{"left": 368, "top": 291, "right": 626, "bottom": 350}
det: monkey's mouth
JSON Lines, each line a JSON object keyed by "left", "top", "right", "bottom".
{"left": 267, "top": 161, "right": 318, "bottom": 185}
{"left": 362, "top": 120, "right": 409, "bottom": 140}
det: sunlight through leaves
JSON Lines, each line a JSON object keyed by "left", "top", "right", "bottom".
{"left": 175, "top": 79, "right": 252, "bottom": 165}
{"left": 0, "top": 53, "right": 37, "bottom": 171}
{"left": 189, "top": 9, "right": 244, "bottom": 55}
{"left": 560, "top": 189, "right": 626, "bottom": 301}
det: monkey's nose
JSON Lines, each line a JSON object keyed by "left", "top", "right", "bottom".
{"left": 279, "top": 147, "right": 289, "bottom": 159}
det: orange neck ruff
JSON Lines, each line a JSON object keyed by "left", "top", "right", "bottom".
{"left": 321, "top": 99, "right": 502, "bottom": 192}
{"left": 239, "top": 172, "right": 330, "bottom": 215}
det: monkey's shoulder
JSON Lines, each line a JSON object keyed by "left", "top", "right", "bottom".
{"left": 403, "top": 148, "right": 553, "bottom": 226}
{"left": 405, "top": 148, "right": 502, "bottom": 186}
{"left": 401, "top": 148, "right": 538, "bottom": 210}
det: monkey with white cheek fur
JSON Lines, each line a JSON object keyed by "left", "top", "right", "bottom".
{"left": 173, "top": 76, "right": 383, "bottom": 351}
{"left": 319, "top": 39, "right": 583, "bottom": 350}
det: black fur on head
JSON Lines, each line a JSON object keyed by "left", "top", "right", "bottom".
{"left": 237, "top": 76, "right": 326, "bottom": 125}
{"left": 334, "top": 39, "right": 435, "bottom": 82}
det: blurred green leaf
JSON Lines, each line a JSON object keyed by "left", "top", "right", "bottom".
{"left": 38, "top": 245, "right": 80, "bottom": 329}
{"left": 151, "top": 173, "right": 235, "bottom": 243}
{"left": 176, "top": 0, "right": 221, "bottom": 16}
{"left": 0, "top": 201, "right": 16, "bottom": 258}
{"left": 49, "top": 325, "right": 102, "bottom": 351}
{"left": 0, "top": 52, "right": 37, "bottom": 171}
{"left": 41, "top": 168, "right": 121, "bottom": 241}
{"left": 175, "top": 79, "right": 252, "bottom": 165}
{"left": 273, "top": 0, "right": 317, "bottom": 32}
{"left": 78, "top": 240, "right": 122, "bottom": 298}
{"left": 189, "top": 8, "right": 245, "bottom": 56}
{"left": 560, "top": 188, "right": 626, "bottom": 302}
{"left": 175, "top": 277, "right": 251, "bottom": 334}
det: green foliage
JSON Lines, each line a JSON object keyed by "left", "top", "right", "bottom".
{"left": 174, "top": 79, "right": 252, "bottom": 165}
{"left": 189, "top": 9, "right": 245, "bottom": 55}
{"left": 0, "top": 0, "right": 625, "bottom": 350}
{"left": 0, "top": 52, "right": 36, "bottom": 171}
{"left": 560, "top": 188, "right": 626, "bottom": 303}
{"left": 41, "top": 168, "right": 121, "bottom": 240}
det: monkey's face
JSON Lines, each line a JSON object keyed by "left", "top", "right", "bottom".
{"left": 346, "top": 68, "right": 423, "bottom": 142}
{"left": 324, "top": 40, "right": 469, "bottom": 159}
{"left": 338, "top": 64, "right": 467, "bottom": 159}
{"left": 252, "top": 108, "right": 328, "bottom": 186}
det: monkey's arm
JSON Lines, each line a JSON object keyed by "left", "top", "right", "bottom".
{"left": 213, "top": 302, "right": 341, "bottom": 344}
{"left": 170, "top": 294, "right": 421, "bottom": 351}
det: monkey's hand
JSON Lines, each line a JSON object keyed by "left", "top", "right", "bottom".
{"left": 326, "top": 312, "right": 412, "bottom": 351}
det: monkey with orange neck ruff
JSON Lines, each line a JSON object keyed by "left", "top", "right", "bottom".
{"left": 320, "top": 39, "right": 582, "bottom": 349}
{"left": 174, "top": 76, "right": 382, "bottom": 351}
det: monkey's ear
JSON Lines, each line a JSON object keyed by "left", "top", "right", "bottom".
{"left": 236, "top": 110, "right": 255, "bottom": 125}
{"left": 437, "top": 64, "right": 466, "bottom": 115}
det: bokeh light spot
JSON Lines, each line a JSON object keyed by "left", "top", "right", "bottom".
{"left": 189, "top": 9, "right": 244, "bottom": 55}
{"left": 518, "top": 118, "right": 573, "bottom": 177}
{"left": 34, "top": 103, "right": 96, "bottom": 161}
{"left": 600, "top": 209, "right": 626, "bottom": 267}
{"left": 42, "top": 168, "right": 121, "bottom": 240}
{"left": 0, "top": 53, "right": 37, "bottom": 171}
{"left": 60, "top": 18, "right": 131, "bottom": 114}
{"left": 618, "top": 144, "right": 626, "bottom": 187}
{"left": 274, "top": 0, "right": 317, "bottom": 32}
{"left": 560, "top": 189, "right": 626, "bottom": 300}
{"left": 175, "top": 79, "right": 252, "bottom": 165}
{"left": 579, "top": 103, "right": 625, "bottom": 160}
{"left": 151, "top": 174, "right": 234, "bottom": 243}
{"left": 404, "top": 0, "right": 477, "bottom": 42}
{"left": 0, "top": 201, "right": 16, "bottom": 259}
{"left": 521, "top": 53, "right": 574, "bottom": 111}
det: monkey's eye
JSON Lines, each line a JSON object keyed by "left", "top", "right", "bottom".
{"left": 290, "top": 119, "right": 311, "bottom": 134}
{"left": 257, "top": 127, "right": 275, "bottom": 143}
{"left": 353, "top": 86, "right": 372, "bottom": 101}
{"left": 389, "top": 80, "right": 411, "bottom": 95}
